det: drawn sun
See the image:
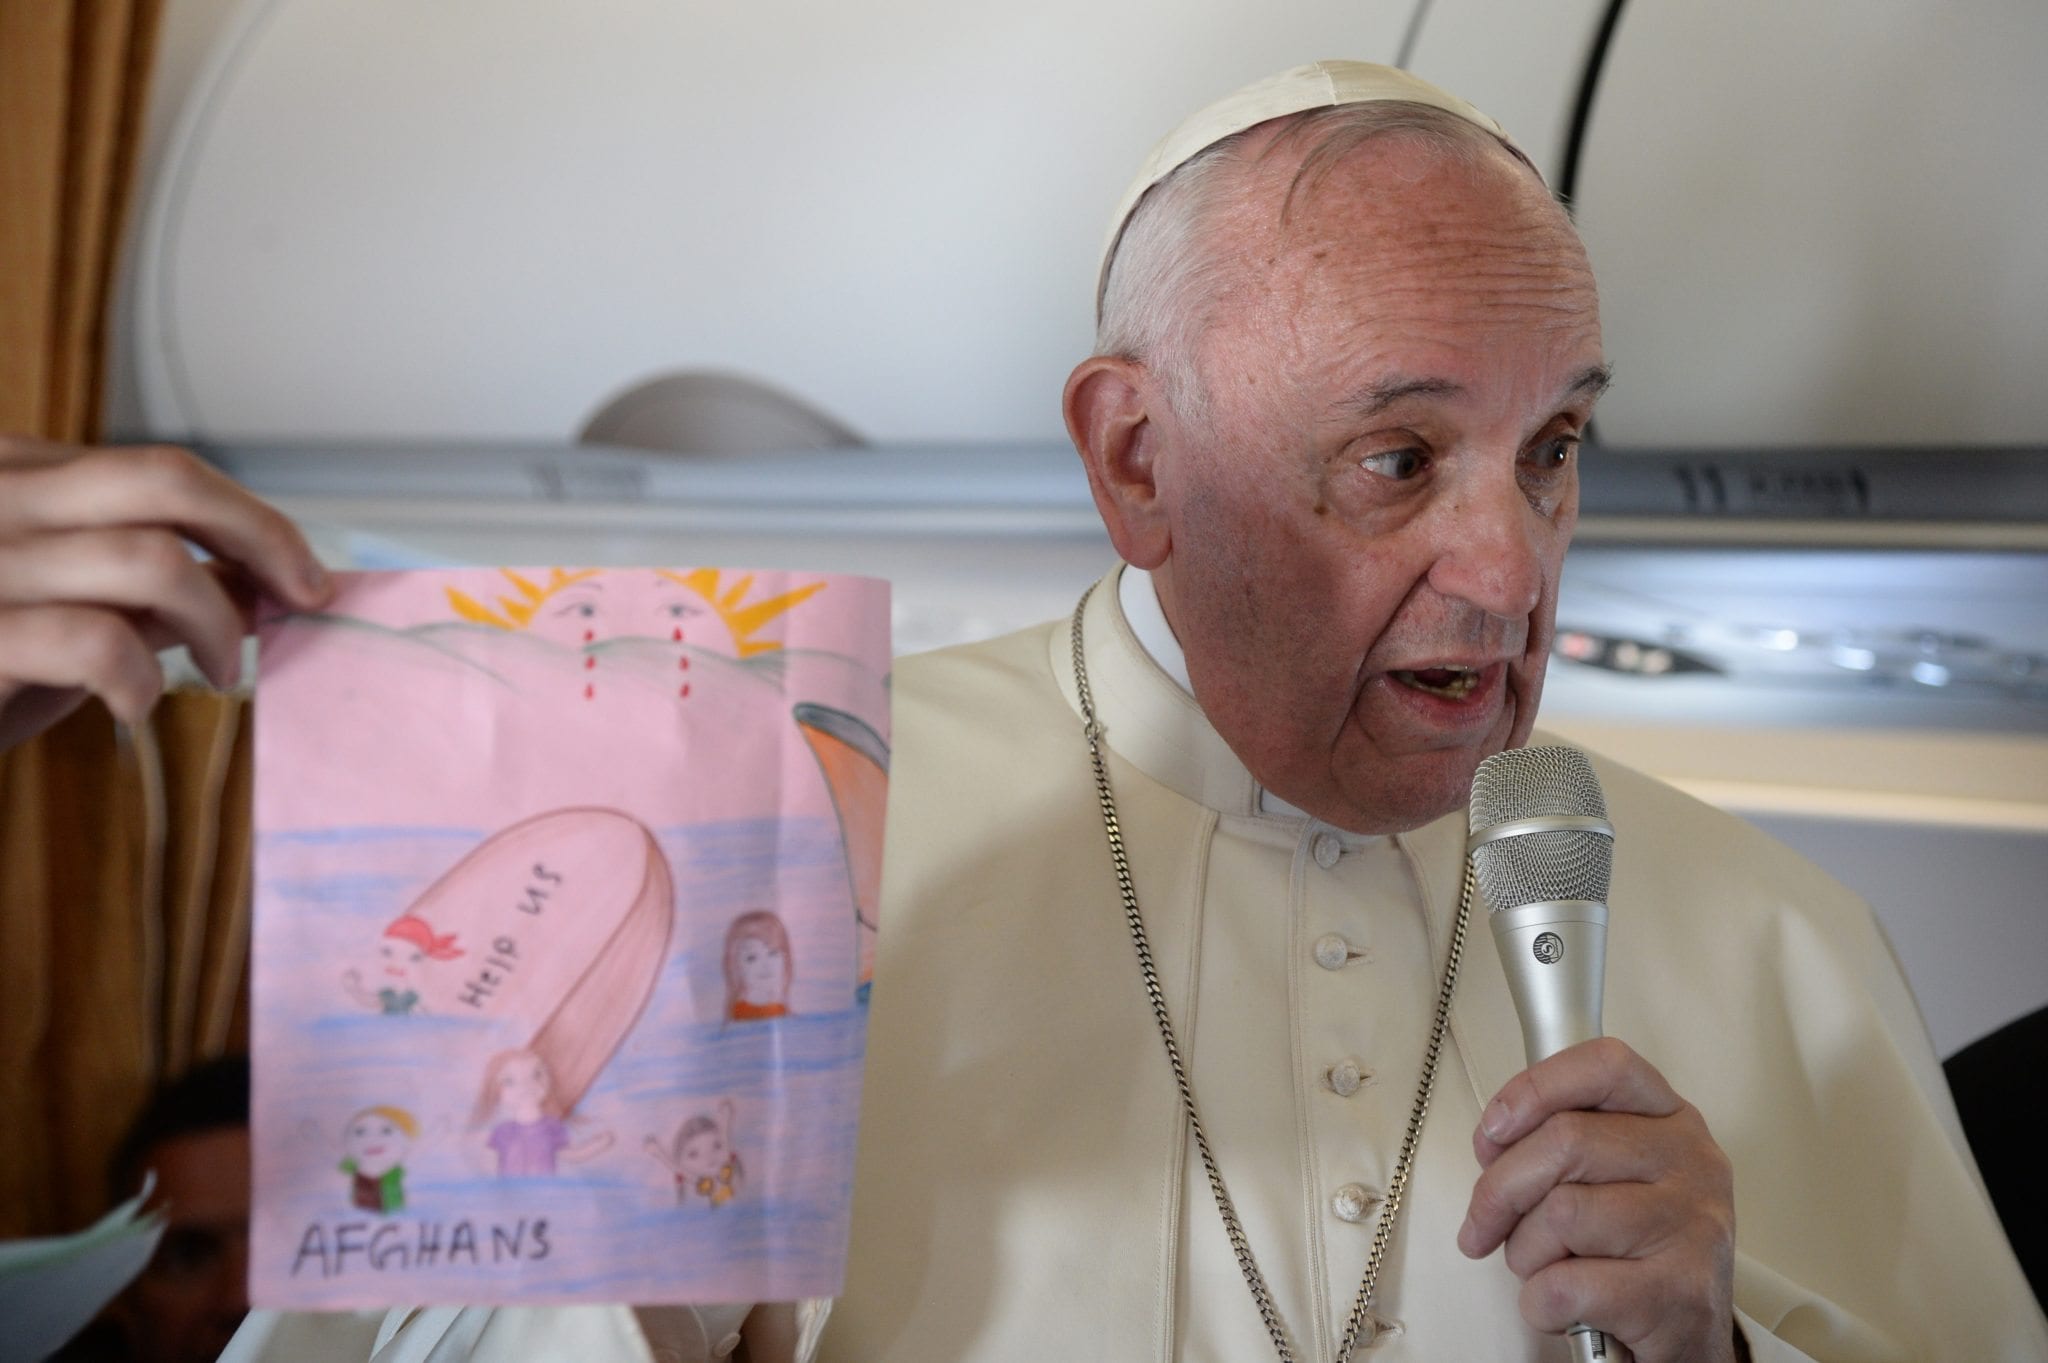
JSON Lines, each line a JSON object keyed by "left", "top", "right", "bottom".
{"left": 445, "top": 568, "right": 825, "bottom": 700}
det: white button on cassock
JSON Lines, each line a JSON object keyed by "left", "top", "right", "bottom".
{"left": 1312, "top": 933, "right": 1350, "bottom": 971}
{"left": 712, "top": 1332, "right": 743, "bottom": 1358}
{"left": 1328, "top": 1059, "right": 1367, "bottom": 1096}
{"left": 1331, "top": 1183, "right": 1383, "bottom": 1223}
{"left": 1312, "top": 832, "right": 1342, "bottom": 869}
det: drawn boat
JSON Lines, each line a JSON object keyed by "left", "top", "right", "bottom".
{"left": 792, "top": 703, "right": 889, "bottom": 1003}
{"left": 405, "top": 806, "right": 673, "bottom": 1110}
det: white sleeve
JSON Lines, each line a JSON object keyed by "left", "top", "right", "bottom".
{"left": 218, "top": 1308, "right": 385, "bottom": 1361}
{"left": 1732, "top": 1303, "right": 1876, "bottom": 1363}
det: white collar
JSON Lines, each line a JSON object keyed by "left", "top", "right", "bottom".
{"left": 1116, "top": 563, "right": 1192, "bottom": 692}
{"left": 1117, "top": 565, "right": 1309, "bottom": 820}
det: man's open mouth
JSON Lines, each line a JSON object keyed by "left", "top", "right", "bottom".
{"left": 1391, "top": 666, "right": 1482, "bottom": 700}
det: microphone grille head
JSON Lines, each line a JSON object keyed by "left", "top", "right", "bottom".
{"left": 1467, "top": 746, "right": 1613, "bottom": 911}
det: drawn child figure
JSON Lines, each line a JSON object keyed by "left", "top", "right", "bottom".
{"left": 338, "top": 1105, "right": 417, "bottom": 1214}
{"left": 342, "top": 912, "right": 462, "bottom": 1015}
{"left": 724, "top": 910, "right": 793, "bottom": 1021}
{"left": 471, "top": 1048, "right": 613, "bottom": 1176}
{"left": 644, "top": 1100, "right": 743, "bottom": 1208}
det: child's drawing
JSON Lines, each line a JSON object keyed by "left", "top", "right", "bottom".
{"left": 252, "top": 565, "right": 888, "bottom": 1310}
{"left": 341, "top": 914, "right": 462, "bottom": 1015}
{"left": 339, "top": 1106, "right": 417, "bottom": 1213}
{"left": 644, "top": 1099, "right": 744, "bottom": 1208}
{"left": 724, "top": 911, "right": 793, "bottom": 1021}
{"left": 472, "top": 1050, "right": 614, "bottom": 1176}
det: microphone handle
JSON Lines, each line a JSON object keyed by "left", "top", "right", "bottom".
{"left": 1491, "top": 901, "right": 1633, "bottom": 1363}
{"left": 1569, "top": 1322, "right": 1628, "bottom": 1363}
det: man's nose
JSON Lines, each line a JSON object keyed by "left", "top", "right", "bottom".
{"left": 1425, "top": 470, "right": 1550, "bottom": 622}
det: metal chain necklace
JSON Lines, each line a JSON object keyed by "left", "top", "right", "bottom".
{"left": 1069, "top": 585, "right": 1477, "bottom": 1362}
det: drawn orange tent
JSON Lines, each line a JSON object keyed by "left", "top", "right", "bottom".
{"left": 793, "top": 703, "right": 889, "bottom": 1005}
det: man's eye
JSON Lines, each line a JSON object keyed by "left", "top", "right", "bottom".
{"left": 1529, "top": 435, "right": 1579, "bottom": 470}
{"left": 1360, "top": 448, "right": 1426, "bottom": 480}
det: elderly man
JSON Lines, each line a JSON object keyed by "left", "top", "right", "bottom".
{"left": 5, "top": 61, "right": 2043, "bottom": 1363}
{"left": 821, "top": 63, "right": 2044, "bottom": 1362}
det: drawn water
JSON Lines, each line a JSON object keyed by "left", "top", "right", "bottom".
{"left": 252, "top": 818, "right": 867, "bottom": 1306}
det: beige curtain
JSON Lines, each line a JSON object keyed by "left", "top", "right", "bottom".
{"left": 0, "top": 695, "right": 253, "bottom": 1237}
{"left": 1, "top": 0, "right": 190, "bottom": 1238}
{"left": 0, "top": 0, "right": 161, "bottom": 440}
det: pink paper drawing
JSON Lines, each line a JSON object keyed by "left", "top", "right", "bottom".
{"left": 250, "top": 565, "right": 889, "bottom": 1308}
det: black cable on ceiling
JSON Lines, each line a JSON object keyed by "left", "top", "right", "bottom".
{"left": 1391, "top": 0, "right": 1629, "bottom": 446}
{"left": 1559, "top": 0, "right": 1631, "bottom": 447}
{"left": 1557, "top": 0, "right": 1632, "bottom": 214}
{"left": 1395, "top": 0, "right": 1436, "bottom": 70}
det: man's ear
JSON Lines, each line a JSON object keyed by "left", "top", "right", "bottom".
{"left": 1064, "top": 355, "right": 1173, "bottom": 569}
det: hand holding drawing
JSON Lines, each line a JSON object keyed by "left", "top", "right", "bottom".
{"left": 0, "top": 435, "right": 331, "bottom": 747}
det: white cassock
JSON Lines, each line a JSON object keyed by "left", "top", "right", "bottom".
{"left": 225, "top": 565, "right": 2047, "bottom": 1362}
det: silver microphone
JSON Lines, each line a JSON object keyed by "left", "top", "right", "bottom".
{"left": 1468, "top": 745, "right": 1629, "bottom": 1363}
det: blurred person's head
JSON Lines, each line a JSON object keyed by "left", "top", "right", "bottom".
{"left": 106, "top": 1055, "right": 251, "bottom": 1363}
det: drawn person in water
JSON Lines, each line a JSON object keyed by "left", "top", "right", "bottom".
{"left": 723, "top": 910, "right": 793, "bottom": 1022}
{"left": 471, "top": 1049, "right": 613, "bottom": 1176}
{"left": 337, "top": 1105, "right": 417, "bottom": 1214}
{"left": 644, "top": 1099, "right": 743, "bottom": 1208}
{"left": 342, "top": 912, "right": 462, "bottom": 1016}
